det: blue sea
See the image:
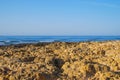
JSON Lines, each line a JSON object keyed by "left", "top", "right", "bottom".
{"left": 0, "top": 36, "right": 120, "bottom": 45}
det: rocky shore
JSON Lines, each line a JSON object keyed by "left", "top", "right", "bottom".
{"left": 0, "top": 41, "right": 120, "bottom": 80}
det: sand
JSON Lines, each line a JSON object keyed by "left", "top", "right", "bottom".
{"left": 0, "top": 41, "right": 120, "bottom": 80}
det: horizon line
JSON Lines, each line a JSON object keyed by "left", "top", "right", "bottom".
{"left": 0, "top": 35, "right": 120, "bottom": 36}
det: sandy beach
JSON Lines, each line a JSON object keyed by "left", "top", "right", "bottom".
{"left": 0, "top": 41, "right": 120, "bottom": 80}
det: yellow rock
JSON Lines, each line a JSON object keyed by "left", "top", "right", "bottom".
{"left": 0, "top": 41, "right": 120, "bottom": 79}
{"left": 0, "top": 77, "right": 3, "bottom": 80}
{"left": 9, "top": 76, "right": 15, "bottom": 80}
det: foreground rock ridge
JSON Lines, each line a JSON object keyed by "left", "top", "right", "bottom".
{"left": 0, "top": 41, "right": 120, "bottom": 80}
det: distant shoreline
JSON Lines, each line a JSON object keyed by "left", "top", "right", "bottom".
{"left": 0, "top": 36, "right": 120, "bottom": 46}
{"left": 0, "top": 40, "right": 120, "bottom": 47}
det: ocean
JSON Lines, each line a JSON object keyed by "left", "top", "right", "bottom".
{"left": 0, "top": 36, "right": 120, "bottom": 45}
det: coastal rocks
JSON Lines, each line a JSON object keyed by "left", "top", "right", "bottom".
{"left": 0, "top": 41, "right": 120, "bottom": 79}
{"left": 62, "top": 61, "right": 111, "bottom": 79}
{"left": 20, "top": 56, "right": 35, "bottom": 62}
{"left": 91, "top": 71, "right": 120, "bottom": 80}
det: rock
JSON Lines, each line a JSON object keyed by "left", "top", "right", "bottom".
{"left": 0, "top": 77, "right": 3, "bottom": 80}
{"left": 9, "top": 76, "right": 15, "bottom": 80}
{"left": 0, "top": 41, "right": 120, "bottom": 79}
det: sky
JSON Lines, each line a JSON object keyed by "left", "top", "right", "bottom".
{"left": 0, "top": 0, "right": 120, "bottom": 36}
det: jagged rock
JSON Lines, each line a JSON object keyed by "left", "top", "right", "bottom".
{"left": 0, "top": 41, "right": 120, "bottom": 79}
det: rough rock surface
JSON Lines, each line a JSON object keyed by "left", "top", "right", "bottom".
{"left": 0, "top": 41, "right": 120, "bottom": 80}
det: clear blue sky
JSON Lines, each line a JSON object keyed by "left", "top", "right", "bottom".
{"left": 0, "top": 0, "right": 120, "bottom": 35}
